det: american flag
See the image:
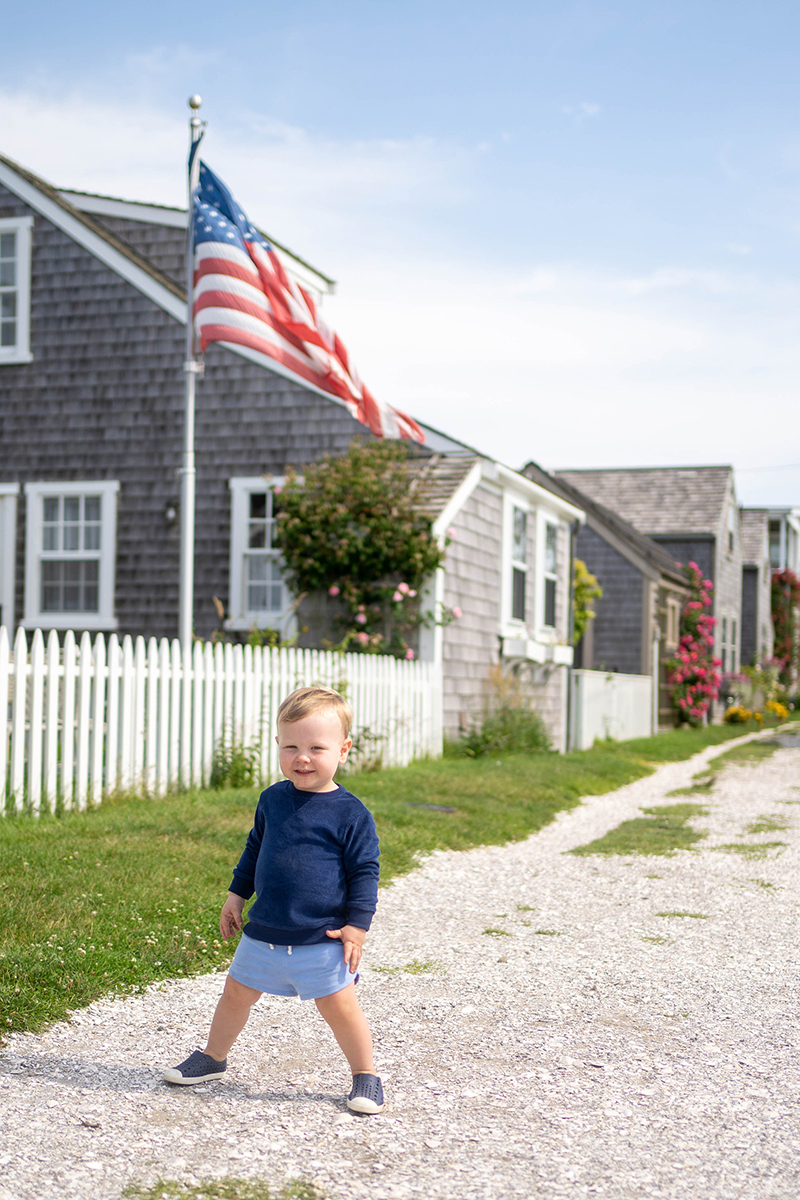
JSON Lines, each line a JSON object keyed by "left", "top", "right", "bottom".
{"left": 191, "top": 162, "right": 425, "bottom": 443}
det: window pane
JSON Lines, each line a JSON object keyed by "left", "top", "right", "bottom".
{"left": 248, "top": 523, "right": 266, "bottom": 549}
{"left": 84, "top": 496, "right": 101, "bottom": 523}
{"left": 512, "top": 508, "right": 527, "bottom": 563}
{"left": 512, "top": 566, "right": 526, "bottom": 621}
{"left": 43, "top": 526, "right": 58, "bottom": 551}
{"left": 545, "top": 524, "right": 557, "bottom": 574}
{"left": 0, "top": 322, "right": 15, "bottom": 347}
{"left": 249, "top": 493, "right": 267, "bottom": 520}
{"left": 40, "top": 560, "right": 99, "bottom": 613}
{"left": 247, "top": 556, "right": 283, "bottom": 612}
{"left": 0, "top": 261, "right": 14, "bottom": 287}
{"left": 248, "top": 558, "right": 267, "bottom": 583}
{"left": 64, "top": 497, "right": 80, "bottom": 523}
{"left": 0, "top": 293, "right": 16, "bottom": 319}
{"left": 43, "top": 497, "right": 59, "bottom": 522}
{"left": 544, "top": 578, "right": 556, "bottom": 627}
{"left": 63, "top": 525, "right": 80, "bottom": 551}
{"left": 84, "top": 524, "right": 100, "bottom": 551}
{"left": 0, "top": 232, "right": 15, "bottom": 258}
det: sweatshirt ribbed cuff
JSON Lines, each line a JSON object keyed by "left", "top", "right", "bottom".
{"left": 346, "top": 908, "right": 375, "bottom": 931}
{"left": 228, "top": 877, "right": 254, "bottom": 900}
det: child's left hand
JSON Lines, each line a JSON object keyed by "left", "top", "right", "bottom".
{"left": 326, "top": 924, "right": 366, "bottom": 973}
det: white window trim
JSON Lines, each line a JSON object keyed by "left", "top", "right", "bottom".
{"left": 23, "top": 480, "right": 119, "bottom": 631}
{"left": 227, "top": 476, "right": 295, "bottom": 633}
{"left": 0, "top": 216, "right": 33, "bottom": 365}
{"left": 535, "top": 508, "right": 562, "bottom": 636}
{"left": 501, "top": 490, "right": 531, "bottom": 634}
{"left": 0, "top": 483, "right": 19, "bottom": 630}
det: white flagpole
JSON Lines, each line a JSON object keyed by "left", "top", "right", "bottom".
{"left": 179, "top": 94, "right": 205, "bottom": 647}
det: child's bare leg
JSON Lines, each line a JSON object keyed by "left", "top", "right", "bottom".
{"left": 315, "top": 983, "right": 375, "bottom": 1075}
{"left": 204, "top": 975, "right": 262, "bottom": 1061}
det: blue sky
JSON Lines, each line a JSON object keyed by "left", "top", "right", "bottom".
{"left": 5, "top": 1, "right": 800, "bottom": 504}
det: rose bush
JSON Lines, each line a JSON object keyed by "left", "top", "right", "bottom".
{"left": 665, "top": 561, "right": 722, "bottom": 725}
{"left": 274, "top": 439, "right": 448, "bottom": 658}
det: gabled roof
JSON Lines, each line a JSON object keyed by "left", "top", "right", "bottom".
{"left": 740, "top": 508, "right": 769, "bottom": 566}
{"left": 522, "top": 461, "right": 688, "bottom": 587}
{"left": 553, "top": 465, "right": 734, "bottom": 537}
{"left": 408, "top": 455, "right": 482, "bottom": 522}
{"left": 0, "top": 152, "right": 184, "bottom": 310}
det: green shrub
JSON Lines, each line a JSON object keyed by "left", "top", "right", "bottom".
{"left": 209, "top": 739, "right": 259, "bottom": 790}
{"left": 451, "top": 702, "right": 550, "bottom": 758}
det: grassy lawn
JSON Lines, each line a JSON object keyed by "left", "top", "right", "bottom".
{"left": 0, "top": 719, "right": 783, "bottom": 1038}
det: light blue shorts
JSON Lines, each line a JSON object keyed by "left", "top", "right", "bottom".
{"left": 227, "top": 933, "right": 355, "bottom": 1000}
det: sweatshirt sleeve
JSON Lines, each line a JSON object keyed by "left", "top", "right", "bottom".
{"left": 228, "top": 793, "right": 267, "bottom": 899}
{"left": 342, "top": 806, "right": 380, "bottom": 931}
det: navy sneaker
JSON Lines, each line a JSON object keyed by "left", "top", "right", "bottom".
{"left": 163, "top": 1050, "right": 227, "bottom": 1086}
{"left": 347, "top": 1072, "right": 385, "bottom": 1114}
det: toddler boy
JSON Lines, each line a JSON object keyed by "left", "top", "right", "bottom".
{"left": 164, "top": 686, "right": 383, "bottom": 1114}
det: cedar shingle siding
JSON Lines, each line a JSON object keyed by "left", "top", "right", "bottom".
{"left": 0, "top": 183, "right": 370, "bottom": 640}
{"left": 573, "top": 524, "right": 643, "bottom": 674}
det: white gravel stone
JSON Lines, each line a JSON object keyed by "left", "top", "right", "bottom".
{"left": 2, "top": 731, "right": 800, "bottom": 1200}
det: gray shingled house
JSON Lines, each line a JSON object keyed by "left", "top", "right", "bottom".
{"left": 521, "top": 463, "right": 690, "bottom": 725}
{"left": 739, "top": 509, "right": 774, "bottom": 667}
{"left": 0, "top": 152, "right": 584, "bottom": 749}
{"left": 554, "top": 466, "right": 744, "bottom": 678}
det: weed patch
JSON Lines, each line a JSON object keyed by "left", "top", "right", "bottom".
{"left": 123, "top": 1178, "right": 321, "bottom": 1200}
{"left": 656, "top": 911, "right": 709, "bottom": 919}
{"left": 641, "top": 935, "right": 670, "bottom": 944}
{"left": 483, "top": 927, "right": 510, "bottom": 937}
{"left": 746, "top": 815, "right": 790, "bottom": 834}
{"left": 570, "top": 804, "right": 708, "bottom": 857}
{"left": 718, "top": 842, "right": 788, "bottom": 860}
{"left": 534, "top": 929, "right": 562, "bottom": 936}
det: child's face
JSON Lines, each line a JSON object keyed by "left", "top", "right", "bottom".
{"left": 276, "top": 711, "right": 352, "bottom": 792}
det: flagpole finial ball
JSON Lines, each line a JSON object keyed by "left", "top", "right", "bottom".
{"left": 188, "top": 94, "right": 202, "bottom": 111}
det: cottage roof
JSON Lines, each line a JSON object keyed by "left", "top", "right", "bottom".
{"left": 739, "top": 508, "right": 769, "bottom": 566}
{"left": 522, "top": 462, "right": 688, "bottom": 588}
{"left": 0, "top": 152, "right": 185, "bottom": 303}
{"left": 553, "top": 465, "right": 733, "bottom": 537}
{"left": 407, "top": 455, "right": 482, "bottom": 521}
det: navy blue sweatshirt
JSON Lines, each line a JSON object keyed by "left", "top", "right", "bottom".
{"left": 228, "top": 779, "right": 380, "bottom": 945}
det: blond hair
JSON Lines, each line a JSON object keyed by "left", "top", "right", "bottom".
{"left": 276, "top": 686, "right": 353, "bottom": 738}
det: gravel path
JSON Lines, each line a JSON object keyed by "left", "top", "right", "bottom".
{"left": 2, "top": 731, "right": 800, "bottom": 1200}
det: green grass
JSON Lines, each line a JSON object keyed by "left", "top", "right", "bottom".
{"left": 123, "top": 1179, "right": 321, "bottom": 1200}
{"left": 482, "top": 926, "right": 510, "bottom": 937}
{"left": 656, "top": 911, "right": 709, "bottom": 919}
{"left": 570, "top": 803, "right": 708, "bottom": 857}
{"left": 0, "top": 721, "right": 778, "bottom": 1037}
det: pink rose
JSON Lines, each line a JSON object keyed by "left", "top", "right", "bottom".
{"left": 397, "top": 582, "right": 410, "bottom": 595}
{"left": 451, "top": 606, "right": 463, "bottom": 619}
{"left": 447, "top": 526, "right": 457, "bottom": 539}
{"left": 328, "top": 585, "right": 340, "bottom": 596}
{"left": 408, "top": 590, "right": 417, "bottom": 598}
{"left": 355, "top": 613, "right": 367, "bottom": 625}
{"left": 405, "top": 648, "right": 415, "bottom": 660}
{"left": 356, "top": 632, "right": 369, "bottom": 646}
{"left": 392, "top": 591, "right": 404, "bottom": 602}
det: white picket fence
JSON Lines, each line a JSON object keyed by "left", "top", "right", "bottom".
{"left": 0, "top": 626, "right": 443, "bottom": 815}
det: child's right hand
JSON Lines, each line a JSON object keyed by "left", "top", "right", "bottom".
{"left": 220, "top": 893, "right": 246, "bottom": 940}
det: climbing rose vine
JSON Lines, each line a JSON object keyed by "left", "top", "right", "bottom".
{"left": 771, "top": 568, "right": 800, "bottom": 687}
{"left": 665, "top": 561, "right": 722, "bottom": 726}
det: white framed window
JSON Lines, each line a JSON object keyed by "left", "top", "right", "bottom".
{"left": 0, "top": 216, "right": 33, "bottom": 365}
{"left": 542, "top": 522, "right": 558, "bottom": 629}
{"left": 227, "top": 477, "right": 293, "bottom": 632}
{"left": 24, "top": 481, "right": 118, "bottom": 630}
{"left": 511, "top": 506, "right": 528, "bottom": 622}
{"left": 0, "top": 483, "right": 19, "bottom": 630}
{"left": 665, "top": 597, "right": 681, "bottom": 649}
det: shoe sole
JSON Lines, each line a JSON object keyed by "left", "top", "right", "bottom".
{"left": 162, "top": 1068, "right": 226, "bottom": 1086}
{"left": 347, "top": 1096, "right": 385, "bottom": 1114}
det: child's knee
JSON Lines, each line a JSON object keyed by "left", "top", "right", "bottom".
{"left": 223, "top": 975, "right": 262, "bottom": 1007}
{"left": 315, "top": 983, "right": 357, "bottom": 1017}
